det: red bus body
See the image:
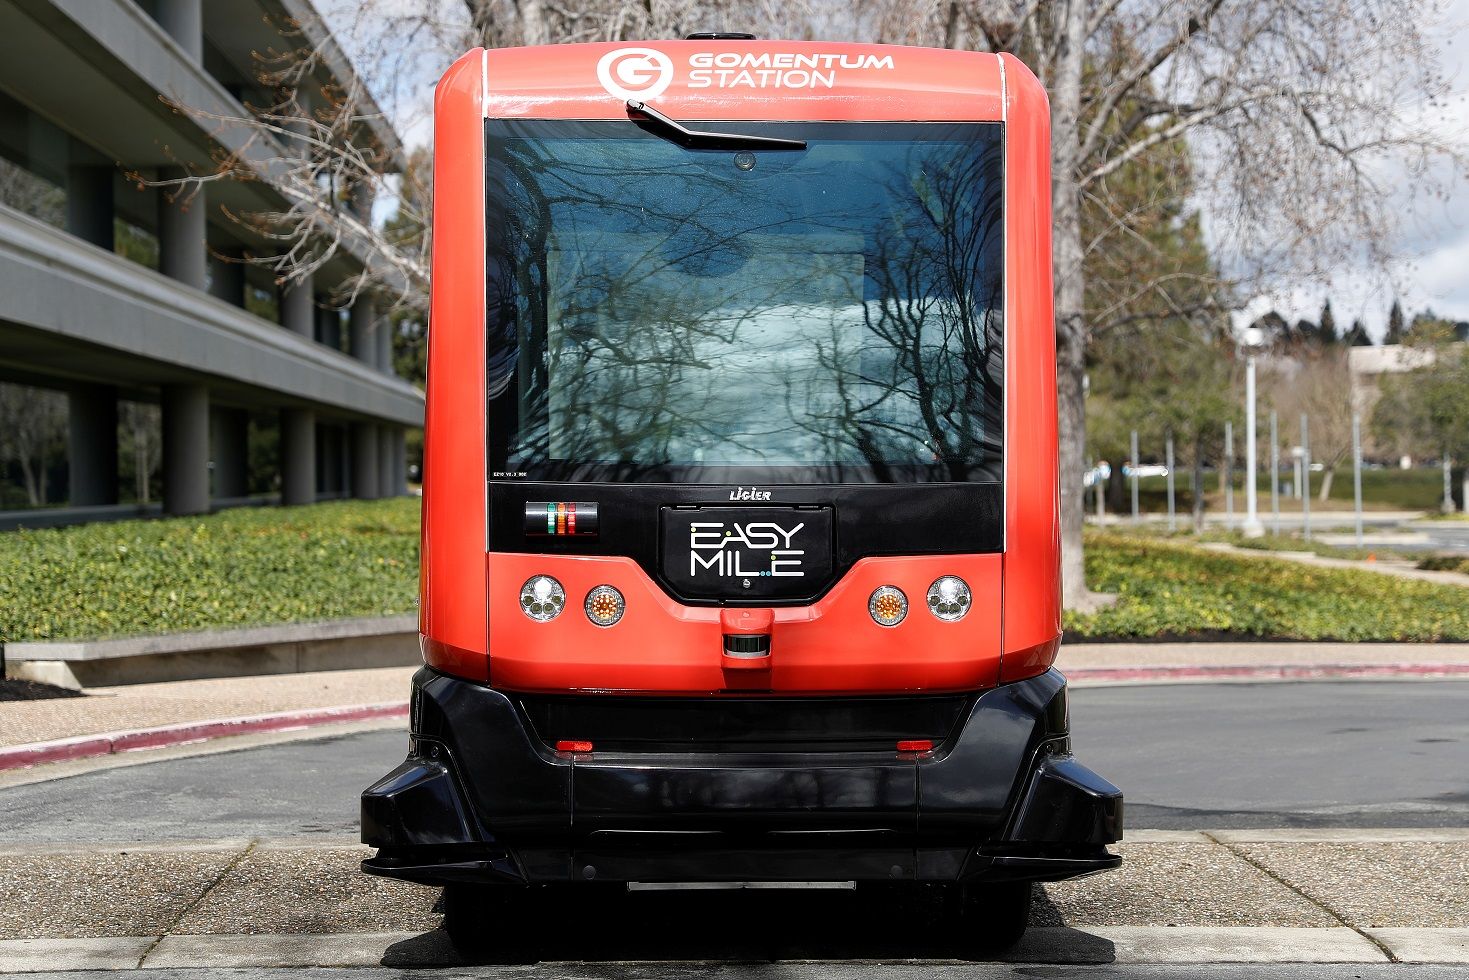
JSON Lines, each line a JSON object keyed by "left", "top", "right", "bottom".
{"left": 365, "top": 39, "right": 1120, "bottom": 948}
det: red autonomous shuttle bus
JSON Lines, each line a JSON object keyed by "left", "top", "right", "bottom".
{"left": 363, "top": 36, "right": 1122, "bottom": 953}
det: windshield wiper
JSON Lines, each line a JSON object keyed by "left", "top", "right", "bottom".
{"left": 626, "top": 100, "right": 807, "bottom": 152}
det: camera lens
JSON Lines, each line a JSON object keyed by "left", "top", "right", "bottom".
{"left": 733, "top": 151, "right": 757, "bottom": 172}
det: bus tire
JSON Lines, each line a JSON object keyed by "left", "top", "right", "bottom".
{"left": 441, "top": 883, "right": 536, "bottom": 962}
{"left": 956, "top": 880, "right": 1032, "bottom": 955}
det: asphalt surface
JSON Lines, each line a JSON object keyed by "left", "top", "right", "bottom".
{"left": 0, "top": 681, "right": 1466, "bottom": 842}
{"left": 1074, "top": 680, "right": 1469, "bottom": 828}
{"left": 13, "top": 964, "right": 1469, "bottom": 979}
{"left": 1418, "top": 523, "right": 1469, "bottom": 553}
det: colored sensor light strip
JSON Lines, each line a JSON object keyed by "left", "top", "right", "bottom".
{"left": 545, "top": 502, "right": 580, "bottom": 536}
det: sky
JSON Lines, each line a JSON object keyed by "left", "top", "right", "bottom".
{"left": 319, "top": 0, "right": 1469, "bottom": 339}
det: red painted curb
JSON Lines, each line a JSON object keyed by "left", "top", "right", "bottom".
{"left": 0, "top": 702, "right": 408, "bottom": 772}
{"left": 1066, "top": 663, "right": 1469, "bottom": 684}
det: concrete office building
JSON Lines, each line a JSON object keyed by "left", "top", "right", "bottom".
{"left": 0, "top": 0, "right": 422, "bottom": 522}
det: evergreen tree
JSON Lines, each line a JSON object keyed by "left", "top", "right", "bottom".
{"left": 1385, "top": 299, "right": 1406, "bottom": 344}
{"left": 1349, "top": 318, "right": 1373, "bottom": 346}
{"left": 1319, "top": 300, "right": 1337, "bottom": 343}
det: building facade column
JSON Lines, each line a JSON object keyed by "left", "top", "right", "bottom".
{"left": 316, "top": 306, "right": 342, "bottom": 351}
{"left": 154, "top": 0, "right": 203, "bottom": 61}
{"left": 67, "top": 385, "right": 118, "bottom": 506}
{"left": 377, "top": 312, "right": 394, "bottom": 374}
{"left": 377, "top": 425, "right": 397, "bottom": 498}
{"left": 280, "top": 409, "right": 316, "bottom": 506}
{"left": 282, "top": 276, "right": 314, "bottom": 337}
{"left": 351, "top": 421, "right": 380, "bottom": 500}
{"left": 210, "top": 407, "right": 249, "bottom": 500}
{"left": 209, "top": 247, "right": 247, "bottom": 307}
{"left": 349, "top": 295, "right": 377, "bottom": 365}
{"left": 65, "top": 165, "right": 114, "bottom": 250}
{"left": 157, "top": 170, "right": 207, "bottom": 290}
{"left": 162, "top": 383, "right": 210, "bottom": 515}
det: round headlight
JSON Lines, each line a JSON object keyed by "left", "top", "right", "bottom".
{"left": 519, "top": 575, "right": 565, "bottom": 622}
{"left": 868, "top": 585, "right": 908, "bottom": 627}
{"left": 584, "top": 585, "right": 625, "bottom": 627}
{"left": 927, "top": 575, "right": 971, "bottom": 622}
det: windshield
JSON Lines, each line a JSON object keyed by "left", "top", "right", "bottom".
{"left": 486, "top": 119, "right": 1004, "bottom": 484}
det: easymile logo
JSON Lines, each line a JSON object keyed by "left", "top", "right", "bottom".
{"left": 690, "top": 521, "right": 806, "bottom": 578}
{"left": 729, "top": 486, "right": 772, "bottom": 501}
{"left": 596, "top": 47, "right": 675, "bottom": 101}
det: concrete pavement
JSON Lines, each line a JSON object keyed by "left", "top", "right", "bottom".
{"left": 0, "top": 833, "right": 1465, "bottom": 968}
{"left": 0, "top": 667, "right": 414, "bottom": 750}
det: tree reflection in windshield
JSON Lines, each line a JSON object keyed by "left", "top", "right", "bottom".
{"left": 486, "top": 120, "right": 1003, "bottom": 484}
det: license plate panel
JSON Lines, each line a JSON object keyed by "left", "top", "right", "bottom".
{"left": 660, "top": 506, "right": 834, "bottom": 601}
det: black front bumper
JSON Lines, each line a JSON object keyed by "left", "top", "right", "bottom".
{"left": 361, "top": 667, "right": 1122, "bottom": 885}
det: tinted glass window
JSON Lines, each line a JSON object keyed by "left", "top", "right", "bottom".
{"left": 487, "top": 119, "right": 1004, "bottom": 484}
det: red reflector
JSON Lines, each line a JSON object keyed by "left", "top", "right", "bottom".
{"left": 556, "top": 740, "right": 593, "bottom": 753}
{"left": 896, "top": 739, "right": 933, "bottom": 752}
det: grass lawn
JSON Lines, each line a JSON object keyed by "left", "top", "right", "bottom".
{"left": 1067, "top": 531, "right": 1469, "bottom": 642}
{"left": 0, "top": 498, "right": 420, "bottom": 643}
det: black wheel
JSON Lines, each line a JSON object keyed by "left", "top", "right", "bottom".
{"left": 954, "top": 880, "right": 1033, "bottom": 955}
{"left": 441, "top": 882, "right": 537, "bottom": 962}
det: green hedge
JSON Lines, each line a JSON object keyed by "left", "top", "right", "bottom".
{"left": 1067, "top": 531, "right": 1469, "bottom": 642}
{"left": 0, "top": 499, "right": 420, "bottom": 643}
{"left": 1419, "top": 554, "right": 1469, "bottom": 575}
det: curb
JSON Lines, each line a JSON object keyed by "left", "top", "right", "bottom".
{"left": 1066, "top": 662, "right": 1469, "bottom": 685}
{"left": 0, "top": 702, "right": 408, "bottom": 772}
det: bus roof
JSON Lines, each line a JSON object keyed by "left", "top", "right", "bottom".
{"left": 479, "top": 41, "right": 1009, "bottom": 122}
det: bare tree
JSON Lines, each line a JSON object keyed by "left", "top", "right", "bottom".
{"left": 0, "top": 383, "right": 65, "bottom": 507}
{"left": 143, "top": 12, "right": 428, "bottom": 317}
{"left": 1264, "top": 347, "right": 1356, "bottom": 502}
{"left": 120, "top": 401, "right": 161, "bottom": 505}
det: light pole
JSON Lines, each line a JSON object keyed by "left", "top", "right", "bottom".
{"left": 1269, "top": 411, "right": 1280, "bottom": 535}
{"left": 1240, "top": 326, "right": 1266, "bottom": 538}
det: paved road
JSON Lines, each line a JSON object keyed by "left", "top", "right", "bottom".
{"left": 1418, "top": 523, "right": 1469, "bottom": 553}
{"left": 0, "top": 681, "right": 1466, "bottom": 842}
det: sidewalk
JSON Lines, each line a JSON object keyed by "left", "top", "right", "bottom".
{"left": 0, "top": 666, "right": 414, "bottom": 751}
{"left": 1061, "top": 642, "right": 1469, "bottom": 685}
{"left": 1198, "top": 541, "right": 1469, "bottom": 589}
{"left": 0, "top": 831, "right": 1465, "bottom": 968}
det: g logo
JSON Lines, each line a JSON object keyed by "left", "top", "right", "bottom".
{"left": 596, "top": 47, "right": 675, "bottom": 101}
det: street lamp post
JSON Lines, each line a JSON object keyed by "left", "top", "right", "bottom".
{"left": 1269, "top": 410, "right": 1280, "bottom": 535}
{"left": 1241, "top": 327, "right": 1266, "bottom": 538}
